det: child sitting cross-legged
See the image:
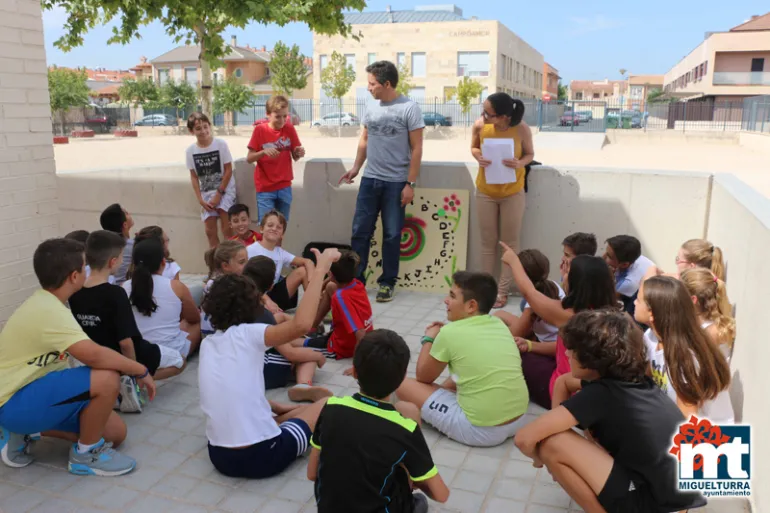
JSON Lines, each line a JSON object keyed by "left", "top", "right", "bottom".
{"left": 246, "top": 209, "right": 312, "bottom": 312}
{"left": 242, "top": 256, "right": 333, "bottom": 403}
{"left": 514, "top": 310, "right": 706, "bottom": 513}
{"left": 228, "top": 203, "right": 262, "bottom": 247}
{"left": 396, "top": 271, "right": 528, "bottom": 447}
{"left": 69, "top": 231, "right": 185, "bottom": 414}
{"left": 308, "top": 329, "right": 450, "bottom": 513}
{"left": 199, "top": 247, "right": 340, "bottom": 479}
{"left": 123, "top": 239, "right": 202, "bottom": 362}
{"left": 303, "top": 250, "right": 373, "bottom": 364}
{"left": 0, "top": 238, "right": 155, "bottom": 476}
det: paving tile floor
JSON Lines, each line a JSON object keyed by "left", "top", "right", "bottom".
{"left": 0, "top": 285, "right": 748, "bottom": 513}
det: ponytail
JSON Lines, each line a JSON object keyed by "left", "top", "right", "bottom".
{"left": 486, "top": 92, "right": 525, "bottom": 127}
{"left": 129, "top": 239, "right": 164, "bottom": 317}
{"left": 711, "top": 246, "right": 725, "bottom": 282}
{"left": 680, "top": 267, "right": 736, "bottom": 349}
{"left": 681, "top": 239, "right": 726, "bottom": 281}
{"left": 644, "top": 276, "right": 730, "bottom": 406}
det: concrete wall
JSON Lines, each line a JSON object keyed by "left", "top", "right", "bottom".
{"left": 740, "top": 131, "right": 770, "bottom": 154}
{"left": 57, "top": 161, "right": 712, "bottom": 287}
{"left": 706, "top": 174, "right": 767, "bottom": 513}
{"left": 0, "top": 0, "right": 58, "bottom": 326}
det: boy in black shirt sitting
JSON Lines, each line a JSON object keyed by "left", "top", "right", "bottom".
{"left": 514, "top": 310, "right": 706, "bottom": 513}
{"left": 307, "top": 329, "right": 449, "bottom": 513}
{"left": 69, "top": 231, "right": 185, "bottom": 413}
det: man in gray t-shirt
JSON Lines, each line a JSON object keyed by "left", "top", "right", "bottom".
{"left": 339, "top": 61, "right": 425, "bottom": 303}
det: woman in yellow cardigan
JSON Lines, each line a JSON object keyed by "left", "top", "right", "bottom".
{"left": 471, "top": 93, "right": 535, "bottom": 308}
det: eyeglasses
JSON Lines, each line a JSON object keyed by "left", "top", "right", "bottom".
{"left": 482, "top": 111, "right": 498, "bottom": 119}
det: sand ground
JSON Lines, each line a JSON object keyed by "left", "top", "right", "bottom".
{"left": 54, "top": 130, "right": 770, "bottom": 196}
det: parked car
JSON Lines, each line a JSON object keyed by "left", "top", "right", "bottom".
{"left": 606, "top": 110, "right": 642, "bottom": 129}
{"left": 575, "top": 111, "right": 593, "bottom": 122}
{"left": 134, "top": 114, "right": 177, "bottom": 127}
{"left": 423, "top": 112, "right": 452, "bottom": 127}
{"left": 311, "top": 112, "right": 360, "bottom": 127}
{"left": 559, "top": 112, "right": 580, "bottom": 126}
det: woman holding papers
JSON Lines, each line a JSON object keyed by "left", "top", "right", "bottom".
{"left": 470, "top": 93, "right": 535, "bottom": 309}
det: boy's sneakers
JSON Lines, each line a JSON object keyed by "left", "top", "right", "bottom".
{"left": 118, "top": 376, "right": 143, "bottom": 414}
{"left": 376, "top": 284, "right": 395, "bottom": 303}
{"left": 68, "top": 439, "right": 136, "bottom": 476}
{"left": 0, "top": 428, "right": 35, "bottom": 468}
{"left": 288, "top": 384, "right": 334, "bottom": 403}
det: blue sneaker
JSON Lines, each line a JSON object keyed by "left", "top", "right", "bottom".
{"left": 0, "top": 427, "right": 34, "bottom": 468}
{"left": 68, "top": 439, "right": 136, "bottom": 476}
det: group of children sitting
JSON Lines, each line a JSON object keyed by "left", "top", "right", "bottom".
{"left": 0, "top": 118, "right": 738, "bottom": 511}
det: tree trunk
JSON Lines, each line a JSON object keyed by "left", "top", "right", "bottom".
{"left": 197, "top": 25, "right": 213, "bottom": 119}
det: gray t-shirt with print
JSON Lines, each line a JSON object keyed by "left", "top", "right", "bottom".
{"left": 363, "top": 96, "right": 425, "bottom": 182}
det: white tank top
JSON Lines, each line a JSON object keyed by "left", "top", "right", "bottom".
{"left": 124, "top": 275, "right": 184, "bottom": 350}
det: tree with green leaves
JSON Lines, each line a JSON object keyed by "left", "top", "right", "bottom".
{"left": 158, "top": 79, "right": 198, "bottom": 121}
{"left": 213, "top": 75, "right": 255, "bottom": 130}
{"left": 456, "top": 76, "right": 484, "bottom": 128}
{"left": 557, "top": 81, "right": 568, "bottom": 101}
{"left": 647, "top": 88, "right": 668, "bottom": 103}
{"left": 42, "top": 0, "right": 365, "bottom": 119}
{"left": 395, "top": 63, "right": 415, "bottom": 97}
{"left": 48, "top": 66, "right": 90, "bottom": 135}
{"left": 269, "top": 41, "right": 308, "bottom": 97}
{"left": 321, "top": 50, "right": 356, "bottom": 121}
{"left": 118, "top": 77, "right": 160, "bottom": 107}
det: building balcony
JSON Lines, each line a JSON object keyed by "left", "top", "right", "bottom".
{"left": 713, "top": 71, "right": 770, "bottom": 86}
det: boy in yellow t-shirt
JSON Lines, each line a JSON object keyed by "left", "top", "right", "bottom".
{"left": 395, "top": 271, "right": 528, "bottom": 447}
{"left": 0, "top": 238, "right": 155, "bottom": 476}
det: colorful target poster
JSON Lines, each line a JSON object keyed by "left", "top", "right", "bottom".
{"left": 363, "top": 189, "right": 469, "bottom": 292}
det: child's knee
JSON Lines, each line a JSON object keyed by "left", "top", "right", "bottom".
{"left": 395, "top": 401, "right": 421, "bottom": 423}
{"left": 295, "top": 266, "right": 307, "bottom": 279}
{"left": 538, "top": 431, "right": 568, "bottom": 462}
{"left": 91, "top": 369, "right": 120, "bottom": 397}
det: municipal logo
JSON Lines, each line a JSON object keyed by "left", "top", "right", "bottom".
{"left": 670, "top": 416, "right": 751, "bottom": 498}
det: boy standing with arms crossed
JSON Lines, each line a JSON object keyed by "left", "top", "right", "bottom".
{"left": 0, "top": 238, "right": 154, "bottom": 475}
{"left": 186, "top": 112, "right": 236, "bottom": 248}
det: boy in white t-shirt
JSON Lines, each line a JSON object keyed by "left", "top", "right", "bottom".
{"left": 246, "top": 209, "right": 313, "bottom": 311}
{"left": 199, "top": 247, "right": 340, "bottom": 479}
{"left": 603, "top": 235, "right": 654, "bottom": 316}
{"left": 186, "top": 112, "right": 236, "bottom": 249}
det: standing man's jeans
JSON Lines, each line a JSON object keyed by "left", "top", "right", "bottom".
{"left": 351, "top": 177, "right": 406, "bottom": 288}
{"left": 257, "top": 186, "right": 292, "bottom": 223}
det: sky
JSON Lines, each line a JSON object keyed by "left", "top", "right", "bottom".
{"left": 42, "top": 0, "right": 767, "bottom": 83}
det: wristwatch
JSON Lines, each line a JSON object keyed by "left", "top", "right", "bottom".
{"left": 407, "top": 181, "right": 417, "bottom": 189}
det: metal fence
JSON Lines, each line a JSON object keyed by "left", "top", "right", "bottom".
{"left": 50, "top": 95, "right": 770, "bottom": 135}
{"left": 742, "top": 96, "right": 770, "bottom": 134}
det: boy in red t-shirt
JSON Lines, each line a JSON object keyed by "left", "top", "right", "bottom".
{"left": 303, "top": 251, "right": 373, "bottom": 361}
{"left": 246, "top": 95, "right": 305, "bottom": 223}
{"left": 227, "top": 203, "right": 262, "bottom": 246}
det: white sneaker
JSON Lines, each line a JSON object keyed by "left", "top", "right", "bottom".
{"left": 118, "top": 376, "right": 142, "bottom": 413}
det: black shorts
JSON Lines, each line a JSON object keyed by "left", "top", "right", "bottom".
{"left": 264, "top": 362, "right": 293, "bottom": 389}
{"left": 208, "top": 419, "right": 311, "bottom": 479}
{"left": 134, "top": 338, "right": 161, "bottom": 376}
{"left": 598, "top": 463, "right": 658, "bottom": 513}
{"left": 268, "top": 278, "right": 298, "bottom": 312}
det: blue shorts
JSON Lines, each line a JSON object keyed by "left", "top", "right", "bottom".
{"left": 0, "top": 367, "right": 91, "bottom": 434}
{"left": 304, "top": 333, "right": 336, "bottom": 360}
{"left": 207, "top": 419, "right": 311, "bottom": 479}
{"left": 257, "top": 186, "right": 292, "bottom": 223}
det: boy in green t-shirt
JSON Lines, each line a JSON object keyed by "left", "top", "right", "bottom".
{"left": 396, "top": 271, "right": 528, "bottom": 447}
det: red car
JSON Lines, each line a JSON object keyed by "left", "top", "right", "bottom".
{"left": 559, "top": 112, "right": 580, "bottom": 126}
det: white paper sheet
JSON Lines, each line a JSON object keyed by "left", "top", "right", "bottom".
{"left": 481, "top": 139, "right": 516, "bottom": 185}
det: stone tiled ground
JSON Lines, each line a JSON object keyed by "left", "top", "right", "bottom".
{"left": 0, "top": 287, "right": 748, "bottom": 513}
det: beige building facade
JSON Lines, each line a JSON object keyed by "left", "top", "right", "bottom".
{"left": 663, "top": 12, "right": 770, "bottom": 100}
{"left": 0, "top": 0, "right": 58, "bottom": 325}
{"left": 312, "top": 5, "right": 544, "bottom": 102}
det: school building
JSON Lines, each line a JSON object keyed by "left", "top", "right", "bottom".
{"left": 311, "top": 4, "right": 545, "bottom": 103}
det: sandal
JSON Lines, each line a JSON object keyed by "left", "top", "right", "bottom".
{"left": 493, "top": 294, "right": 508, "bottom": 309}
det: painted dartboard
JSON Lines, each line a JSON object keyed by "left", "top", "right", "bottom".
{"left": 364, "top": 189, "right": 470, "bottom": 292}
